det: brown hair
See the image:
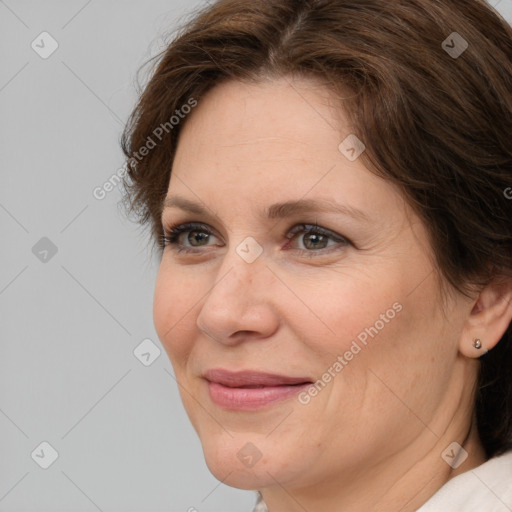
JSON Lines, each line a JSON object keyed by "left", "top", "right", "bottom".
{"left": 120, "top": 0, "right": 512, "bottom": 457}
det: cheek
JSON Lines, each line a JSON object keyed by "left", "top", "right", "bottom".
{"left": 281, "top": 267, "right": 403, "bottom": 358}
{"left": 153, "top": 262, "right": 200, "bottom": 365}
{"left": 286, "top": 266, "right": 448, "bottom": 411}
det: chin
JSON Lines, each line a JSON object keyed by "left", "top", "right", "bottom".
{"left": 199, "top": 432, "right": 293, "bottom": 490}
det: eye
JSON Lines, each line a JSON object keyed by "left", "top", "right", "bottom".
{"left": 161, "top": 222, "right": 220, "bottom": 252}
{"left": 284, "top": 223, "right": 350, "bottom": 254}
{"left": 161, "top": 221, "right": 350, "bottom": 256}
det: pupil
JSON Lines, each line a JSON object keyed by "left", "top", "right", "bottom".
{"left": 305, "top": 233, "right": 326, "bottom": 249}
{"left": 189, "top": 231, "right": 209, "bottom": 246}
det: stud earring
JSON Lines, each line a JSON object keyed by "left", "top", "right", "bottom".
{"left": 473, "top": 338, "right": 482, "bottom": 350}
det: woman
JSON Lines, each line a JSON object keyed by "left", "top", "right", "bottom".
{"left": 120, "top": 0, "right": 512, "bottom": 510}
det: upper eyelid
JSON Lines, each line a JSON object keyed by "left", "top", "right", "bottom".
{"left": 162, "top": 221, "right": 349, "bottom": 247}
{"left": 161, "top": 209, "right": 347, "bottom": 235}
{"left": 162, "top": 221, "right": 339, "bottom": 236}
{"left": 161, "top": 222, "right": 221, "bottom": 246}
{"left": 287, "top": 223, "right": 346, "bottom": 239}
{"left": 163, "top": 221, "right": 220, "bottom": 238}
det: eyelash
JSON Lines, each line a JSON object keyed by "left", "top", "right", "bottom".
{"left": 160, "top": 221, "right": 350, "bottom": 256}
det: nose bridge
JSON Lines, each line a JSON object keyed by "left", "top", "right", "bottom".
{"left": 206, "top": 239, "right": 264, "bottom": 305}
{"left": 210, "top": 231, "right": 266, "bottom": 289}
{"left": 196, "top": 238, "right": 276, "bottom": 342}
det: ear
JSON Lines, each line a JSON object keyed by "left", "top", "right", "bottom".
{"left": 458, "top": 277, "right": 512, "bottom": 359}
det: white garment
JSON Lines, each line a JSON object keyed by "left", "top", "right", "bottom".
{"left": 251, "top": 450, "right": 512, "bottom": 511}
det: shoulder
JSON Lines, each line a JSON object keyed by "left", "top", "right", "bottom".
{"left": 417, "top": 450, "right": 512, "bottom": 512}
{"left": 250, "top": 452, "right": 512, "bottom": 512}
{"left": 251, "top": 491, "right": 268, "bottom": 512}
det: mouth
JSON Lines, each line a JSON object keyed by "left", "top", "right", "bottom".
{"left": 203, "top": 369, "right": 313, "bottom": 410}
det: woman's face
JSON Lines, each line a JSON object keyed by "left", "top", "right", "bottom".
{"left": 154, "top": 77, "right": 474, "bottom": 491}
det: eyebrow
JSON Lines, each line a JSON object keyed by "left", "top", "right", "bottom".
{"left": 161, "top": 196, "right": 369, "bottom": 222}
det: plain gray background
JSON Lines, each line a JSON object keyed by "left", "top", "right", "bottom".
{"left": 1, "top": 1, "right": 511, "bottom": 511}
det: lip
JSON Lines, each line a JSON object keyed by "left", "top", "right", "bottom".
{"left": 203, "top": 369, "right": 313, "bottom": 410}
{"left": 204, "top": 369, "right": 312, "bottom": 387}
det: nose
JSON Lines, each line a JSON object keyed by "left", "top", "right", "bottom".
{"left": 195, "top": 245, "right": 280, "bottom": 345}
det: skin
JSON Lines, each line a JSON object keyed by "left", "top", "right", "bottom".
{"left": 153, "top": 76, "right": 512, "bottom": 511}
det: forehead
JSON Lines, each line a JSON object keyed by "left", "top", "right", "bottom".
{"left": 167, "top": 77, "right": 403, "bottom": 225}
{"left": 174, "top": 77, "right": 346, "bottom": 162}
